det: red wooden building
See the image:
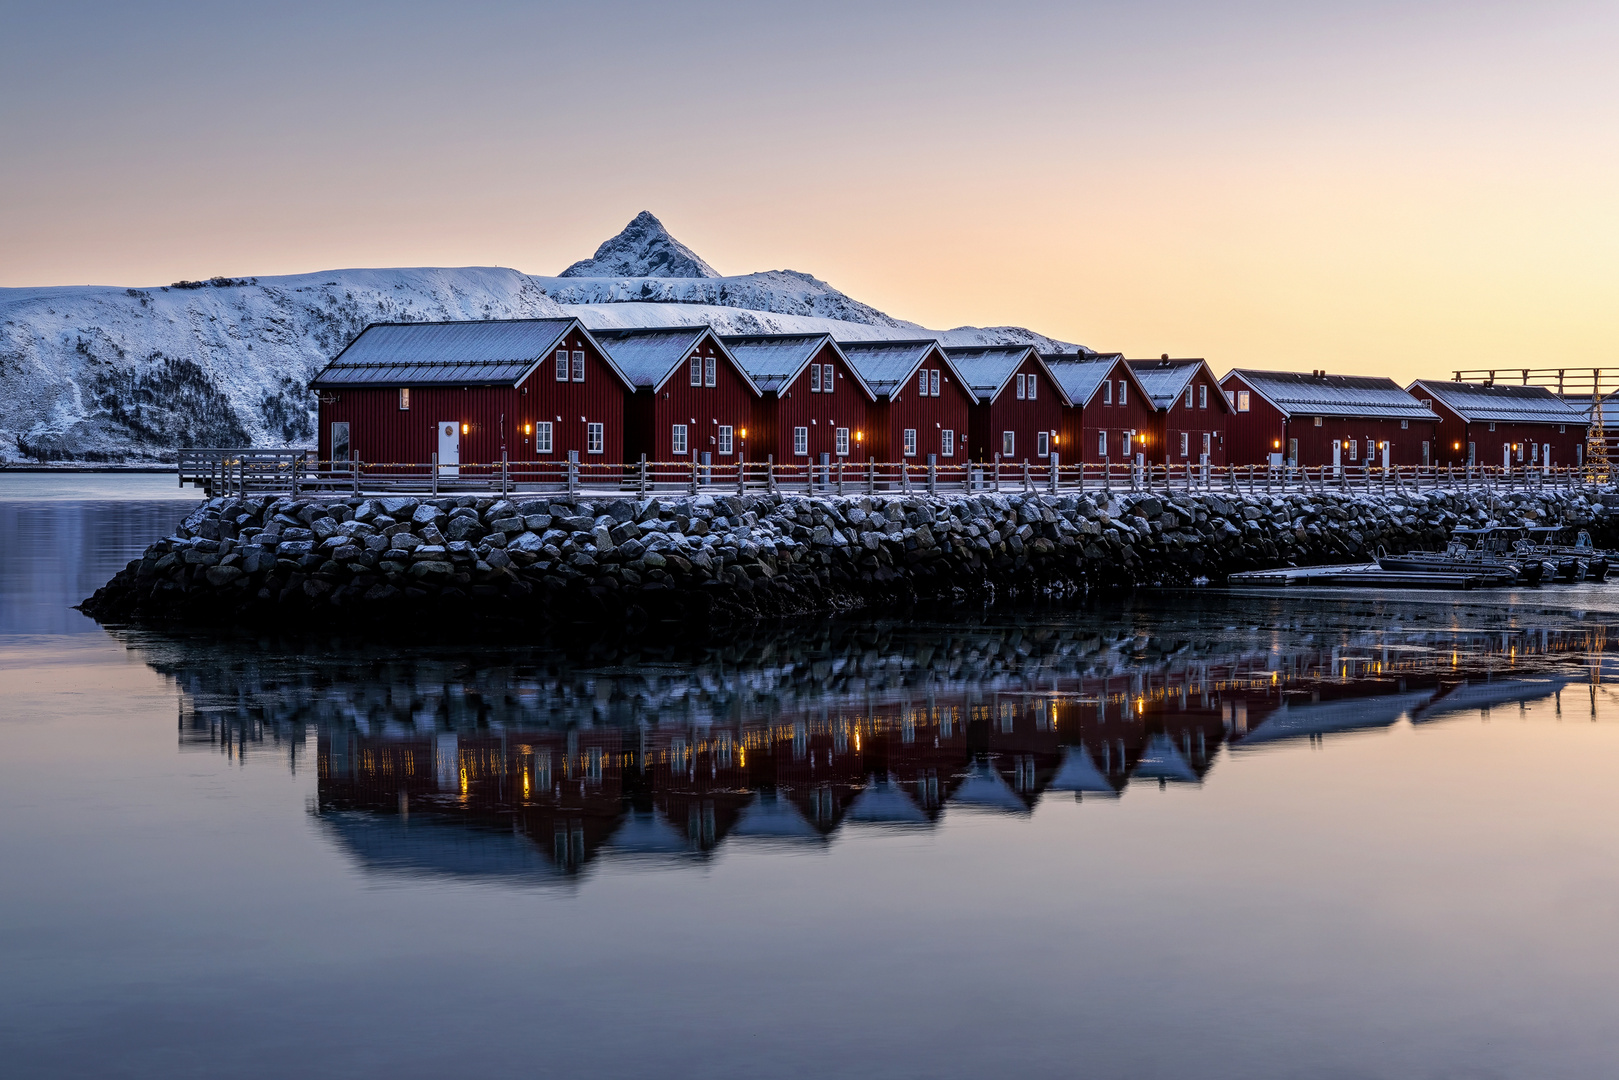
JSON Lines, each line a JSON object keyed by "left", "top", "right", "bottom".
{"left": 837, "top": 340, "right": 973, "bottom": 463}
{"left": 590, "top": 326, "right": 760, "bottom": 464}
{"left": 1046, "top": 353, "right": 1164, "bottom": 464}
{"left": 1219, "top": 369, "right": 1440, "bottom": 469}
{"left": 944, "top": 345, "right": 1070, "bottom": 464}
{"left": 1127, "top": 357, "right": 1232, "bottom": 467}
{"left": 719, "top": 334, "right": 876, "bottom": 467}
{"left": 310, "top": 317, "right": 635, "bottom": 469}
{"left": 1407, "top": 379, "right": 1586, "bottom": 469}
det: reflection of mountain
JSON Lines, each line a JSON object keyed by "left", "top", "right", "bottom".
{"left": 125, "top": 598, "right": 1605, "bottom": 884}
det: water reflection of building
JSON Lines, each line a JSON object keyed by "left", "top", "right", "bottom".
{"left": 135, "top": 604, "right": 1614, "bottom": 882}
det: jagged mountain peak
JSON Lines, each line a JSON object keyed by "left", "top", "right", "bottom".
{"left": 559, "top": 211, "right": 721, "bottom": 279}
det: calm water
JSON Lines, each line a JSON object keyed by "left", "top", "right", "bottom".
{"left": 4, "top": 477, "right": 1619, "bottom": 1079}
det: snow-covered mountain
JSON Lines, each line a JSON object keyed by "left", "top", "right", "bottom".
{"left": 0, "top": 211, "right": 1084, "bottom": 462}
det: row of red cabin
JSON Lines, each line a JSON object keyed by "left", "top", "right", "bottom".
{"left": 309, "top": 319, "right": 1595, "bottom": 470}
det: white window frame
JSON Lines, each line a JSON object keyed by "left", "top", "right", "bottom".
{"left": 1098, "top": 431, "right": 1107, "bottom": 457}
{"left": 1028, "top": 374, "right": 1036, "bottom": 401}
{"left": 587, "top": 422, "right": 603, "bottom": 454}
{"left": 556, "top": 349, "right": 569, "bottom": 381}
{"left": 690, "top": 357, "right": 702, "bottom": 386}
{"left": 1202, "top": 432, "right": 1211, "bottom": 456}
{"left": 1199, "top": 385, "right": 1208, "bottom": 409}
{"left": 1118, "top": 380, "right": 1127, "bottom": 407}
{"left": 672, "top": 424, "right": 688, "bottom": 455}
{"left": 398, "top": 387, "right": 411, "bottom": 411}
{"left": 535, "top": 421, "right": 553, "bottom": 454}
{"left": 1315, "top": 416, "right": 1323, "bottom": 427}
{"left": 835, "top": 427, "right": 849, "bottom": 456}
{"left": 941, "top": 429, "right": 954, "bottom": 457}
{"left": 903, "top": 428, "right": 917, "bottom": 457}
{"left": 918, "top": 370, "right": 929, "bottom": 397}
{"left": 823, "top": 363, "right": 835, "bottom": 391}
{"left": 571, "top": 350, "right": 585, "bottom": 382}
{"left": 1237, "top": 390, "right": 1250, "bottom": 412}
{"left": 1401, "top": 419, "right": 1409, "bottom": 429}
{"left": 810, "top": 365, "right": 822, "bottom": 393}
{"left": 1223, "top": 389, "right": 1235, "bottom": 407}
{"left": 1180, "top": 431, "right": 1190, "bottom": 457}
{"left": 1184, "top": 385, "right": 1194, "bottom": 408}
{"left": 718, "top": 425, "right": 733, "bottom": 455}
{"left": 704, "top": 356, "right": 717, "bottom": 388}
{"left": 1037, "top": 431, "right": 1050, "bottom": 457}
{"left": 1103, "top": 380, "right": 1113, "bottom": 405}
{"left": 793, "top": 426, "right": 808, "bottom": 455}
{"left": 1016, "top": 374, "right": 1027, "bottom": 400}
{"left": 930, "top": 369, "right": 940, "bottom": 397}
{"left": 1002, "top": 431, "right": 1015, "bottom": 457}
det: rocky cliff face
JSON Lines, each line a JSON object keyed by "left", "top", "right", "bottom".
{"left": 559, "top": 210, "right": 721, "bottom": 278}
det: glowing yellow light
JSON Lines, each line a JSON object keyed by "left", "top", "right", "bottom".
{"left": 855, "top": 430, "right": 864, "bottom": 442}
{"left": 461, "top": 423, "right": 469, "bottom": 435}
{"left": 854, "top": 730, "right": 861, "bottom": 752}
{"left": 524, "top": 423, "right": 532, "bottom": 435}
{"left": 738, "top": 747, "right": 746, "bottom": 768}
{"left": 739, "top": 428, "right": 747, "bottom": 439}
{"left": 1273, "top": 439, "right": 1281, "bottom": 449}
{"left": 1454, "top": 442, "right": 1461, "bottom": 450}
{"left": 523, "top": 770, "right": 530, "bottom": 798}
{"left": 459, "top": 766, "right": 468, "bottom": 795}
{"left": 1053, "top": 434, "right": 1060, "bottom": 445}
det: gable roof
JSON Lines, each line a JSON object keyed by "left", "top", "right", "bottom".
{"left": 1408, "top": 379, "right": 1587, "bottom": 426}
{"left": 1042, "top": 353, "right": 1150, "bottom": 409}
{"left": 836, "top": 339, "right": 968, "bottom": 401}
{"left": 1223, "top": 369, "right": 1439, "bottom": 421}
{"left": 590, "top": 325, "right": 760, "bottom": 396}
{"left": 1127, "top": 358, "right": 1233, "bottom": 413}
{"left": 943, "top": 344, "right": 1073, "bottom": 406}
{"left": 310, "top": 317, "right": 634, "bottom": 391}
{"left": 719, "top": 333, "right": 875, "bottom": 400}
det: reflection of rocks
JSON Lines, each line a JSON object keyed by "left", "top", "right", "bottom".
{"left": 136, "top": 601, "right": 1602, "bottom": 882}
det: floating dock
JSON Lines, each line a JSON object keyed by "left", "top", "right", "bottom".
{"left": 1227, "top": 563, "right": 1509, "bottom": 589}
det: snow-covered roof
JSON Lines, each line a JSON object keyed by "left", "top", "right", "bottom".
{"left": 1127, "top": 358, "right": 1231, "bottom": 412}
{"left": 590, "top": 325, "right": 760, "bottom": 396}
{"left": 949, "top": 761, "right": 1031, "bottom": 813}
{"left": 1236, "top": 689, "right": 1434, "bottom": 747}
{"left": 1130, "top": 734, "right": 1202, "bottom": 784}
{"left": 1224, "top": 369, "right": 1439, "bottom": 421}
{"left": 310, "top": 318, "right": 634, "bottom": 391}
{"left": 729, "top": 791, "right": 824, "bottom": 842}
{"left": 1415, "top": 675, "right": 1580, "bottom": 725}
{"left": 1043, "top": 354, "right": 1122, "bottom": 407}
{"left": 837, "top": 339, "right": 965, "bottom": 400}
{"left": 719, "top": 333, "right": 875, "bottom": 400}
{"left": 944, "top": 345, "right": 1073, "bottom": 406}
{"left": 1408, "top": 380, "right": 1587, "bottom": 426}
{"left": 844, "top": 775, "right": 930, "bottom": 826}
{"left": 1046, "top": 745, "right": 1122, "bottom": 797}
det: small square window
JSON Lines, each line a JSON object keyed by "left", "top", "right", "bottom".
{"left": 941, "top": 430, "right": 954, "bottom": 457}
{"left": 587, "top": 422, "right": 603, "bottom": 454}
{"left": 835, "top": 427, "right": 849, "bottom": 456}
{"left": 718, "top": 425, "right": 733, "bottom": 455}
{"left": 793, "top": 427, "right": 808, "bottom": 455}
{"left": 1037, "top": 431, "right": 1050, "bottom": 457}
{"left": 1315, "top": 416, "right": 1323, "bottom": 427}
{"left": 903, "top": 428, "right": 917, "bottom": 456}
{"left": 1401, "top": 419, "right": 1409, "bottom": 429}
{"left": 1002, "top": 431, "right": 1015, "bottom": 457}
{"left": 1237, "top": 390, "right": 1250, "bottom": 412}
{"left": 534, "top": 422, "right": 552, "bottom": 454}
{"left": 672, "top": 424, "right": 688, "bottom": 455}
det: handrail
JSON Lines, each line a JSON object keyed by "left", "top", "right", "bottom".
{"left": 174, "top": 449, "right": 1616, "bottom": 499}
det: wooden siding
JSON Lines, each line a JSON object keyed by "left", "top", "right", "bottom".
{"left": 968, "top": 355, "right": 1064, "bottom": 464}
{"left": 629, "top": 337, "right": 757, "bottom": 463}
{"left": 1220, "top": 373, "right": 1438, "bottom": 466}
{"left": 1419, "top": 394, "right": 1585, "bottom": 467}
{"left": 316, "top": 328, "right": 627, "bottom": 464}
{"left": 1072, "top": 358, "right": 1159, "bottom": 464}
{"left": 876, "top": 359, "right": 973, "bottom": 464}
{"left": 1156, "top": 367, "right": 1230, "bottom": 466}
{"left": 760, "top": 341, "right": 872, "bottom": 466}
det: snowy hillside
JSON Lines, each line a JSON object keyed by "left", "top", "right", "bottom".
{"left": 0, "top": 268, "right": 564, "bottom": 462}
{"left": 0, "top": 211, "right": 1085, "bottom": 462}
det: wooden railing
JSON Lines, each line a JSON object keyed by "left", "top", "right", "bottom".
{"left": 178, "top": 449, "right": 1617, "bottom": 499}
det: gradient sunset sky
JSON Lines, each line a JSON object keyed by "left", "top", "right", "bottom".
{"left": 2, "top": 1, "right": 1614, "bottom": 378}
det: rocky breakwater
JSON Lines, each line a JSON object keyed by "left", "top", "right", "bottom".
{"left": 82, "top": 488, "right": 1619, "bottom": 628}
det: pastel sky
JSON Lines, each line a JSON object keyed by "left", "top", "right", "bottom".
{"left": 2, "top": 1, "right": 1615, "bottom": 378}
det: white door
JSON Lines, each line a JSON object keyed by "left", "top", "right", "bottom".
{"left": 1331, "top": 441, "right": 1341, "bottom": 476}
{"left": 1381, "top": 443, "right": 1390, "bottom": 470}
{"left": 1543, "top": 443, "right": 1551, "bottom": 473}
{"left": 1502, "top": 443, "right": 1511, "bottom": 470}
{"left": 438, "top": 421, "right": 460, "bottom": 476}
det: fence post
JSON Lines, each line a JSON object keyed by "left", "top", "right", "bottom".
{"left": 767, "top": 455, "right": 777, "bottom": 493}
{"left": 567, "top": 457, "right": 578, "bottom": 497}
{"left": 501, "top": 453, "right": 509, "bottom": 496}
{"left": 1022, "top": 460, "right": 1033, "bottom": 493}
{"left": 431, "top": 453, "right": 438, "bottom": 497}
{"left": 639, "top": 454, "right": 648, "bottom": 498}
{"left": 1049, "top": 456, "right": 1058, "bottom": 494}
{"left": 1103, "top": 457, "right": 1111, "bottom": 494}
{"left": 837, "top": 459, "right": 845, "bottom": 496}
{"left": 965, "top": 460, "right": 974, "bottom": 493}
{"left": 900, "top": 462, "right": 913, "bottom": 493}
{"left": 928, "top": 460, "right": 937, "bottom": 495}
{"left": 353, "top": 458, "right": 360, "bottom": 496}
{"left": 737, "top": 457, "right": 747, "bottom": 496}
{"left": 689, "top": 459, "right": 699, "bottom": 495}
{"left": 993, "top": 454, "right": 1001, "bottom": 492}
{"left": 868, "top": 457, "right": 876, "bottom": 495}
